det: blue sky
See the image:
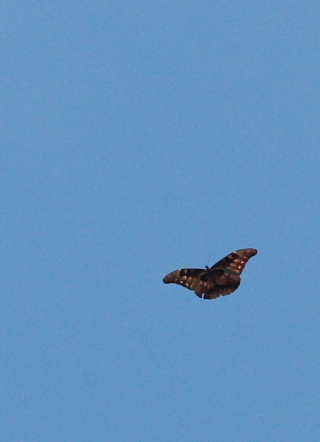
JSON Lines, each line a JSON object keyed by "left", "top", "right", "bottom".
{"left": 1, "top": 2, "right": 320, "bottom": 441}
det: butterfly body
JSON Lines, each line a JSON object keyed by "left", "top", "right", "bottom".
{"left": 163, "top": 248, "right": 257, "bottom": 300}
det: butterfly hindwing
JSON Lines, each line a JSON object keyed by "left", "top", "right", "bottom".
{"left": 163, "top": 248, "right": 257, "bottom": 300}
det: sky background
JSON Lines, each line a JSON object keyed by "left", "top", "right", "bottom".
{"left": 1, "top": 1, "right": 320, "bottom": 441}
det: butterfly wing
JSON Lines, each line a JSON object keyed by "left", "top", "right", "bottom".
{"left": 163, "top": 268, "right": 207, "bottom": 298}
{"left": 202, "top": 248, "right": 258, "bottom": 299}
{"left": 210, "top": 248, "right": 257, "bottom": 275}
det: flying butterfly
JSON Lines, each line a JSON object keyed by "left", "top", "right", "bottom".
{"left": 163, "top": 248, "right": 257, "bottom": 300}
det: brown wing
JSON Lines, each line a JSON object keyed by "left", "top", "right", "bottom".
{"left": 163, "top": 248, "right": 257, "bottom": 300}
{"left": 203, "top": 248, "right": 257, "bottom": 299}
{"left": 163, "top": 268, "right": 209, "bottom": 298}
{"left": 210, "top": 248, "right": 257, "bottom": 275}
{"left": 163, "top": 268, "right": 205, "bottom": 288}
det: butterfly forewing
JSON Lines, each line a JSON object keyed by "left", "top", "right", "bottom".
{"left": 210, "top": 248, "right": 257, "bottom": 275}
{"left": 163, "top": 248, "right": 257, "bottom": 300}
{"left": 162, "top": 268, "right": 206, "bottom": 291}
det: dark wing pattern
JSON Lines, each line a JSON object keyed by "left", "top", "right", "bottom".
{"left": 163, "top": 248, "right": 257, "bottom": 300}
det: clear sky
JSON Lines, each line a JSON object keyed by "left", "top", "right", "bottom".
{"left": 1, "top": 2, "right": 320, "bottom": 441}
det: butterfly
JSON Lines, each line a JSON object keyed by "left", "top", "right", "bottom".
{"left": 163, "top": 248, "right": 257, "bottom": 300}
